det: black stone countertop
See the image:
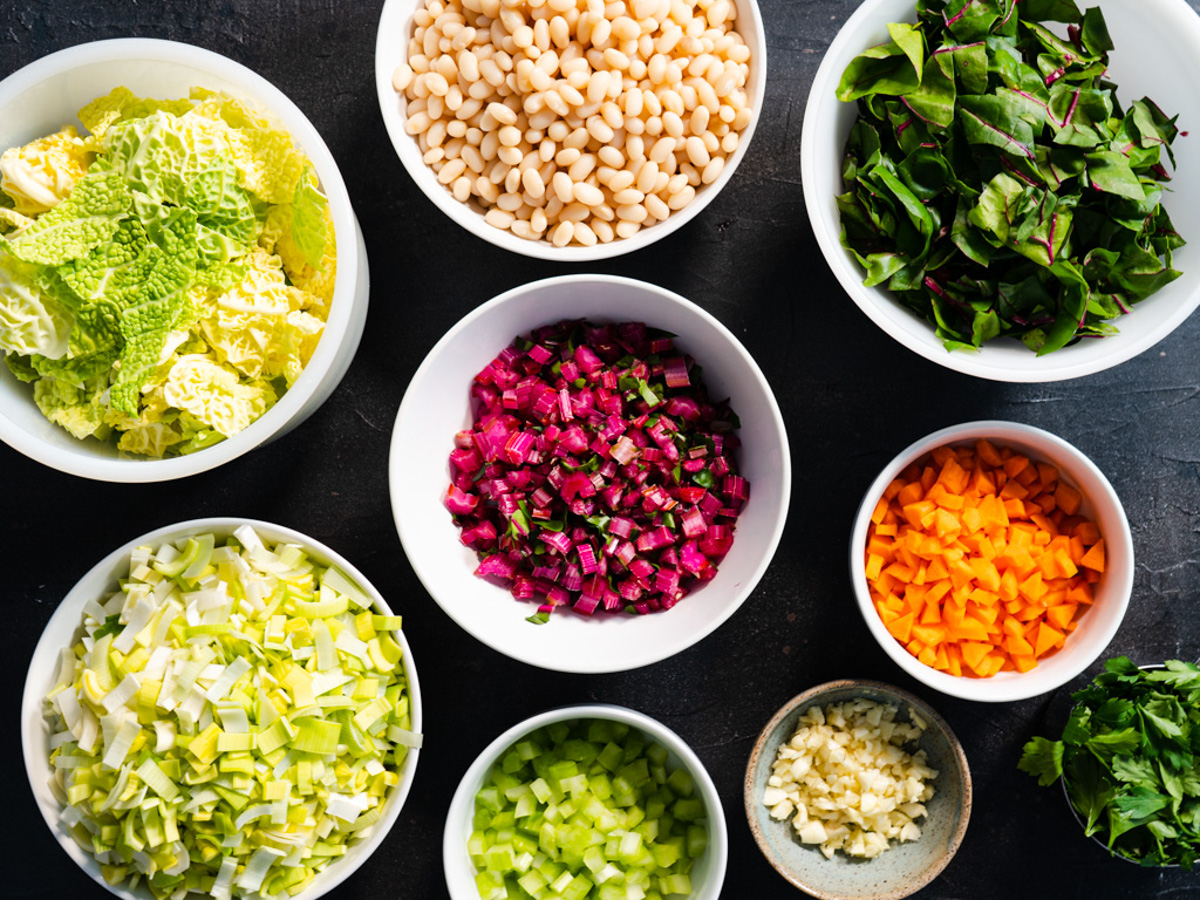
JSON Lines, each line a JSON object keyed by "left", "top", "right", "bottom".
{"left": 5, "top": 1, "right": 1200, "bottom": 898}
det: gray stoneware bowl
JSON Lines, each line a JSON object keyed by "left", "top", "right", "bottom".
{"left": 744, "top": 680, "right": 971, "bottom": 899}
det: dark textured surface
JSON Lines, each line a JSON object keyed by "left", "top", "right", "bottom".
{"left": 4, "top": 1, "right": 1200, "bottom": 898}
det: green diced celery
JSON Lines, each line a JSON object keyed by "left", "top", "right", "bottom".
{"left": 646, "top": 742, "right": 668, "bottom": 767}
{"left": 468, "top": 830, "right": 488, "bottom": 856}
{"left": 596, "top": 742, "right": 624, "bottom": 773}
{"left": 503, "top": 749, "right": 526, "bottom": 775}
{"left": 686, "top": 825, "right": 707, "bottom": 858}
{"left": 562, "top": 738, "right": 599, "bottom": 764}
{"left": 516, "top": 739, "right": 542, "bottom": 761}
{"left": 546, "top": 722, "right": 570, "bottom": 744}
{"left": 477, "top": 786, "right": 504, "bottom": 812}
{"left": 660, "top": 873, "right": 691, "bottom": 895}
{"left": 666, "top": 768, "right": 694, "bottom": 798}
{"left": 485, "top": 845, "right": 515, "bottom": 873}
{"left": 672, "top": 798, "right": 704, "bottom": 822}
{"left": 563, "top": 873, "right": 593, "bottom": 900}
{"left": 650, "top": 839, "right": 681, "bottom": 868}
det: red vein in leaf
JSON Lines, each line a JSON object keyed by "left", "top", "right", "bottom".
{"left": 960, "top": 107, "right": 1036, "bottom": 159}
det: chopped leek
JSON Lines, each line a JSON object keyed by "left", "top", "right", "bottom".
{"left": 44, "top": 528, "right": 419, "bottom": 900}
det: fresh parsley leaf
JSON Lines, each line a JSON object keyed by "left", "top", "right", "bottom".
{"left": 1018, "top": 736, "right": 1064, "bottom": 786}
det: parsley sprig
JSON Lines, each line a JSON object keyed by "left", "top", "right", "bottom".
{"left": 1019, "top": 657, "right": 1200, "bottom": 867}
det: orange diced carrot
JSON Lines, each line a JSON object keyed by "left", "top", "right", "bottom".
{"left": 961, "top": 641, "right": 991, "bottom": 672}
{"left": 913, "top": 623, "right": 946, "bottom": 647}
{"left": 883, "top": 478, "right": 906, "bottom": 502}
{"left": 870, "top": 497, "right": 889, "bottom": 524}
{"left": 1056, "top": 482, "right": 1082, "bottom": 516}
{"left": 1080, "top": 539, "right": 1106, "bottom": 573}
{"left": 896, "top": 481, "right": 924, "bottom": 507}
{"left": 1035, "top": 622, "right": 1066, "bottom": 657}
{"left": 976, "top": 439, "right": 1004, "bottom": 467}
{"left": 1046, "top": 604, "right": 1078, "bottom": 630}
{"left": 887, "top": 612, "right": 914, "bottom": 644}
{"left": 1012, "top": 654, "right": 1038, "bottom": 673}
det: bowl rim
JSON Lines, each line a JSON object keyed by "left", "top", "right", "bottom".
{"left": 800, "top": 0, "right": 1200, "bottom": 383}
{"left": 0, "top": 37, "right": 364, "bottom": 482}
{"left": 442, "top": 702, "right": 729, "bottom": 899}
{"left": 388, "top": 272, "right": 792, "bottom": 673}
{"left": 21, "top": 516, "right": 422, "bottom": 900}
{"left": 848, "top": 420, "right": 1135, "bottom": 703}
{"left": 373, "top": 0, "right": 768, "bottom": 261}
{"left": 743, "top": 679, "right": 972, "bottom": 900}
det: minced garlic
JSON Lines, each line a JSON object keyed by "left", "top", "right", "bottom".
{"left": 763, "top": 699, "right": 937, "bottom": 859}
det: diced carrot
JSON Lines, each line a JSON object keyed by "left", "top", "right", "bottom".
{"left": 1036, "top": 462, "right": 1059, "bottom": 486}
{"left": 902, "top": 500, "right": 937, "bottom": 530}
{"left": 1056, "top": 482, "right": 1082, "bottom": 516}
{"left": 982, "top": 653, "right": 1007, "bottom": 677}
{"left": 952, "top": 616, "right": 990, "bottom": 642}
{"left": 1004, "top": 633, "right": 1035, "bottom": 657}
{"left": 896, "top": 481, "right": 924, "bottom": 507}
{"left": 1000, "top": 479, "right": 1029, "bottom": 501}
{"left": 926, "top": 557, "right": 950, "bottom": 581}
{"left": 920, "top": 465, "right": 937, "bottom": 493}
{"left": 1034, "top": 622, "right": 1066, "bottom": 657}
{"left": 961, "top": 641, "right": 991, "bottom": 672}
{"left": 1080, "top": 539, "right": 1106, "bottom": 573}
{"left": 886, "top": 612, "right": 914, "bottom": 644}
{"left": 865, "top": 440, "right": 1104, "bottom": 681}
{"left": 883, "top": 478, "right": 906, "bottom": 502}
{"left": 937, "top": 456, "right": 969, "bottom": 494}
{"left": 913, "top": 623, "right": 946, "bottom": 646}
{"left": 870, "top": 496, "right": 889, "bottom": 525}
{"left": 1045, "top": 604, "right": 1078, "bottom": 630}
{"left": 1002, "top": 498, "right": 1026, "bottom": 518}
{"left": 1012, "top": 654, "right": 1038, "bottom": 673}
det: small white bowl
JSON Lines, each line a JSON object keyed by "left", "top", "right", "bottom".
{"left": 803, "top": 0, "right": 1200, "bottom": 382}
{"left": 21, "top": 517, "right": 422, "bottom": 900}
{"left": 374, "top": 0, "right": 767, "bottom": 260}
{"left": 443, "top": 704, "right": 728, "bottom": 899}
{"left": 0, "top": 39, "right": 369, "bottom": 481}
{"left": 389, "top": 274, "right": 790, "bottom": 673}
{"left": 849, "top": 421, "right": 1134, "bottom": 703}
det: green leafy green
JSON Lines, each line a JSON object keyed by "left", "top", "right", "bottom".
{"left": 1019, "top": 658, "right": 1200, "bottom": 867}
{"left": 837, "top": 0, "right": 1183, "bottom": 354}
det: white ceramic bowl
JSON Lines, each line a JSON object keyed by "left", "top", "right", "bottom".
{"left": 21, "top": 517, "right": 422, "bottom": 900}
{"left": 803, "top": 0, "right": 1200, "bottom": 382}
{"left": 389, "top": 274, "right": 790, "bottom": 673}
{"left": 443, "top": 704, "right": 728, "bottom": 899}
{"left": 0, "top": 39, "right": 369, "bottom": 481}
{"left": 374, "top": 0, "right": 767, "bottom": 260}
{"left": 849, "top": 421, "right": 1134, "bottom": 703}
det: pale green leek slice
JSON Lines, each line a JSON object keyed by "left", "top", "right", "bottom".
{"left": 44, "top": 527, "right": 419, "bottom": 900}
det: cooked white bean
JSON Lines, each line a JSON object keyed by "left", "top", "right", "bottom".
{"left": 395, "top": 0, "right": 754, "bottom": 245}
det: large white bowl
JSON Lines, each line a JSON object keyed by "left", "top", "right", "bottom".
{"left": 0, "top": 39, "right": 369, "bottom": 481}
{"left": 803, "top": 0, "right": 1200, "bottom": 382}
{"left": 374, "top": 0, "right": 767, "bottom": 260}
{"left": 443, "top": 704, "right": 728, "bottom": 899}
{"left": 389, "top": 274, "right": 790, "bottom": 673}
{"left": 21, "top": 517, "right": 422, "bottom": 900}
{"left": 850, "top": 421, "right": 1134, "bottom": 703}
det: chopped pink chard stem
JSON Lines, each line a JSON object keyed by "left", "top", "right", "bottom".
{"left": 445, "top": 319, "right": 747, "bottom": 623}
